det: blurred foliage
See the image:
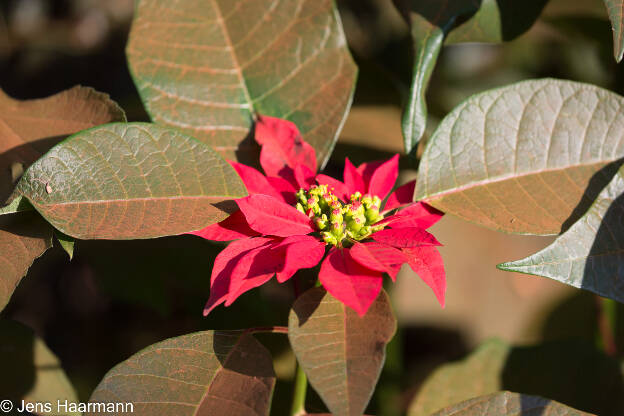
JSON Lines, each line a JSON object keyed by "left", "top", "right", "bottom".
{"left": 1, "top": 0, "right": 624, "bottom": 415}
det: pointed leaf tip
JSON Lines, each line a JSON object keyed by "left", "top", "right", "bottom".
{"left": 256, "top": 116, "right": 317, "bottom": 177}
{"left": 384, "top": 180, "right": 416, "bottom": 211}
{"left": 288, "top": 287, "right": 396, "bottom": 416}
{"left": 496, "top": 164, "right": 624, "bottom": 303}
{"left": 603, "top": 0, "right": 624, "bottom": 62}
{"left": 236, "top": 194, "right": 314, "bottom": 237}
{"left": 372, "top": 227, "right": 441, "bottom": 248}
{"left": 368, "top": 154, "right": 399, "bottom": 200}
{"left": 404, "top": 246, "right": 446, "bottom": 307}
{"left": 319, "top": 248, "right": 383, "bottom": 317}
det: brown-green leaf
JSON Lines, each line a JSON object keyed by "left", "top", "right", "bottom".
{"left": 498, "top": 163, "right": 624, "bottom": 303}
{"left": 394, "top": 0, "right": 547, "bottom": 153}
{"left": 0, "top": 86, "right": 126, "bottom": 204}
{"left": 408, "top": 339, "right": 623, "bottom": 416}
{"left": 126, "top": 0, "right": 357, "bottom": 167}
{"left": 603, "top": 0, "right": 624, "bottom": 62}
{"left": 87, "top": 330, "right": 276, "bottom": 416}
{"left": 0, "top": 213, "right": 53, "bottom": 312}
{"left": 16, "top": 123, "right": 247, "bottom": 239}
{"left": 288, "top": 287, "right": 397, "bottom": 416}
{"left": 0, "top": 320, "right": 80, "bottom": 415}
{"left": 431, "top": 392, "right": 593, "bottom": 416}
{"left": 416, "top": 79, "right": 624, "bottom": 235}
{"left": 0, "top": 86, "right": 123, "bottom": 312}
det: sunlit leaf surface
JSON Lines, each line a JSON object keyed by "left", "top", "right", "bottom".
{"left": 17, "top": 123, "right": 247, "bottom": 239}
{"left": 288, "top": 287, "right": 396, "bottom": 416}
{"left": 416, "top": 79, "right": 624, "bottom": 235}
{"left": 127, "top": 0, "right": 357, "bottom": 167}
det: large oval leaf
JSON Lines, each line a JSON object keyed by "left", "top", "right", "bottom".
{"left": 16, "top": 123, "right": 247, "bottom": 239}
{"left": 88, "top": 331, "right": 275, "bottom": 416}
{"left": 0, "top": 86, "right": 125, "bottom": 204}
{"left": 431, "top": 392, "right": 593, "bottom": 416}
{"left": 498, "top": 163, "right": 624, "bottom": 303}
{"left": 288, "top": 287, "right": 397, "bottom": 416}
{"left": 416, "top": 79, "right": 624, "bottom": 235}
{"left": 126, "top": 0, "right": 357, "bottom": 167}
{"left": 603, "top": 0, "right": 624, "bottom": 62}
{"left": 0, "top": 213, "right": 52, "bottom": 312}
{"left": 408, "top": 339, "right": 623, "bottom": 416}
{"left": 393, "top": 0, "right": 547, "bottom": 153}
{"left": 0, "top": 86, "right": 124, "bottom": 311}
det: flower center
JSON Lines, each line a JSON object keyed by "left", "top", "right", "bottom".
{"left": 295, "top": 184, "right": 385, "bottom": 247}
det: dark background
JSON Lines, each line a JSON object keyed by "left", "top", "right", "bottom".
{"left": 1, "top": 0, "right": 624, "bottom": 415}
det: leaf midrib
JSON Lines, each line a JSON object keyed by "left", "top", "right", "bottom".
{"left": 420, "top": 159, "right": 612, "bottom": 200}
{"left": 212, "top": 0, "right": 254, "bottom": 113}
{"left": 27, "top": 194, "right": 239, "bottom": 207}
{"left": 194, "top": 333, "right": 253, "bottom": 416}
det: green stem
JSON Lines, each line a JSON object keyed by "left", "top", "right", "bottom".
{"left": 596, "top": 296, "right": 617, "bottom": 356}
{"left": 290, "top": 273, "right": 308, "bottom": 416}
{"left": 290, "top": 362, "right": 308, "bottom": 416}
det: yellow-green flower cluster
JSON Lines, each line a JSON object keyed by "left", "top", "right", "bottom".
{"left": 296, "top": 184, "right": 385, "bottom": 247}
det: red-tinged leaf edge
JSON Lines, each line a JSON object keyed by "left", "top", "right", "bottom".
{"left": 344, "top": 158, "right": 366, "bottom": 195}
{"left": 372, "top": 226, "right": 441, "bottom": 248}
{"left": 205, "top": 237, "right": 274, "bottom": 315}
{"left": 255, "top": 115, "right": 317, "bottom": 177}
{"left": 190, "top": 209, "right": 260, "bottom": 241}
{"left": 236, "top": 194, "right": 314, "bottom": 237}
{"left": 404, "top": 246, "right": 446, "bottom": 307}
{"left": 350, "top": 241, "right": 408, "bottom": 281}
{"left": 319, "top": 247, "right": 383, "bottom": 316}
{"left": 367, "top": 154, "right": 399, "bottom": 200}
{"left": 384, "top": 180, "right": 416, "bottom": 211}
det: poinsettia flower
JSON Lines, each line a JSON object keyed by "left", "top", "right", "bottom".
{"left": 191, "top": 116, "right": 446, "bottom": 317}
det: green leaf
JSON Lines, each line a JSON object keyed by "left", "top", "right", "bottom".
{"left": 0, "top": 320, "right": 79, "bottom": 415}
{"left": 498, "top": 163, "right": 624, "bottom": 302}
{"left": 0, "top": 195, "right": 33, "bottom": 216}
{"left": 0, "top": 213, "right": 53, "bottom": 312}
{"left": 0, "top": 86, "right": 122, "bottom": 311}
{"left": 16, "top": 123, "right": 247, "bottom": 240}
{"left": 54, "top": 230, "right": 75, "bottom": 260}
{"left": 88, "top": 330, "right": 276, "bottom": 416}
{"left": 416, "top": 78, "right": 624, "bottom": 235}
{"left": 603, "top": 0, "right": 624, "bottom": 62}
{"left": 126, "top": 0, "right": 357, "bottom": 167}
{"left": 408, "top": 339, "right": 623, "bottom": 416}
{"left": 288, "top": 287, "right": 397, "bottom": 416}
{"left": 394, "top": 0, "right": 547, "bottom": 153}
{"left": 445, "top": 0, "right": 549, "bottom": 44}
{"left": 430, "top": 392, "right": 593, "bottom": 416}
{"left": 0, "top": 86, "right": 126, "bottom": 204}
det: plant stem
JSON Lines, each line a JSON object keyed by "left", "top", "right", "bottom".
{"left": 596, "top": 295, "right": 617, "bottom": 356}
{"left": 290, "top": 362, "right": 308, "bottom": 416}
{"left": 290, "top": 273, "right": 308, "bottom": 416}
{"left": 245, "top": 326, "right": 288, "bottom": 334}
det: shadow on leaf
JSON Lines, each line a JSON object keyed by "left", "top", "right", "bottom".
{"left": 561, "top": 157, "right": 624, "bottom": 233}
{"left": 0, "top": 135, "right": 67, "bottom": 204}
{"left": 501, "top": 340, "right": 624, "bottom": 416}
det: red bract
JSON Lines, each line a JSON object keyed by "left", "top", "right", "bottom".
{"left": 191, "top": 116, "right": 446, "bottom": 317}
